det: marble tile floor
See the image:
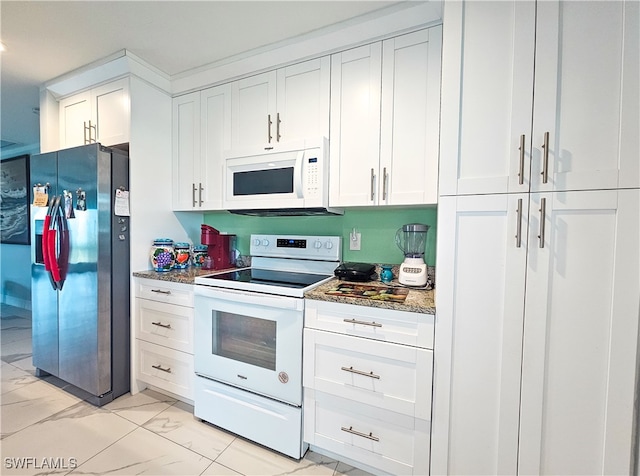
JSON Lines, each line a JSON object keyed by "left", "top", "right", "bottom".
{"left": 0, "top": 304, "right": 373, "bottom": 476}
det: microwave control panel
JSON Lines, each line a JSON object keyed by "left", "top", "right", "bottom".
{"left": 305, "top": 157, "right": 320, "bottom": 197}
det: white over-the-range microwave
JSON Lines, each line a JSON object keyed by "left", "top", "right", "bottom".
{"left": 223, "top": 137, "right": 342, "bottom": 216}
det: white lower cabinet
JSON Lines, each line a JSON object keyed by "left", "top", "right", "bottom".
{"left": 303, "top": 300, "right": 434, "bottom": 475}
{"left": 133, "top": 278, "right": 194, "bottom": 401}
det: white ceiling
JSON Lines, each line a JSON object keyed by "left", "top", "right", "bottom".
{"left": 0, "top": 0, "right": 405, "bottom": 150}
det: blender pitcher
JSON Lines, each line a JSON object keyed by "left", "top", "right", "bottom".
{"left": 395, "top": 223, "right": 429, "bottom": 286}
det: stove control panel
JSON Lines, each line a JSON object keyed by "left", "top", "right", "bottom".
{"left": 250, "top": 234, "right": 341, "bottom": 261}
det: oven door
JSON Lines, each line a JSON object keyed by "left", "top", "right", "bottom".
{"left": 194, "top": 286, "right": 305, "bottom": 406}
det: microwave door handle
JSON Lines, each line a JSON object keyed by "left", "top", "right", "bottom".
{"left": 294, "top": 150, "right": 304, "bottom": 198}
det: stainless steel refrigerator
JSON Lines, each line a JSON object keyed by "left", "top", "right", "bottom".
{"left": 30, "top": 143, "right": 130, "bottom": 406}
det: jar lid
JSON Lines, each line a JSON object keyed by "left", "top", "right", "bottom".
{"left": 153, "top": 238, "right": 173, "bottom": 244}
{"left": 193, "top": 244, "right": 208, "bottom": 251}
{"left": 174, "top": 242, "right": 190, "bottom": 248}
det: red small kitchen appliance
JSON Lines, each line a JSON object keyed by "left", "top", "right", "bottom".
{"left": 201, "top": 225, "right": 236, "bottom": 269}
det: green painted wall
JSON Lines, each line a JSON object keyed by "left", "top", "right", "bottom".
{"left": 203, "top": 206, "right": 437, "bottom": 266}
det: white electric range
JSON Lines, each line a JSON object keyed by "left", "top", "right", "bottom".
{"left": 193, "top": 234, "right": 341, "bottom": 459}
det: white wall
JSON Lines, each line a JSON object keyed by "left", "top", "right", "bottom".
{"left": 1, "top": 143, "right": 39, "bottom": 309}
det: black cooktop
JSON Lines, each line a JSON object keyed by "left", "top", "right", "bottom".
{"left": 202, "top": 268, "right": 331, "bottom": 289}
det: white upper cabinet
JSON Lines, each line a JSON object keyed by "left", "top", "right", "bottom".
{"left": 172, "top": 84, "right": 231, "bottom": 210}
{"left": 58, "top": 78, "right": 130, "bottom": 149}
{"left": 330, "top": 27, "right": 442, "bottom": 207}
{"left": 172, "top": 92, "right": 201, "bottom": 210}
{"left": 380, "top": 28, "right": 442, "bottom": 206}
{"left": 329, "top": 42, "right": 382, "bottom": 207}
{"left": 231, "top": 57, "right": 330, "bottom": 149}
{"left": 531, "top": 1, "right": 639, "bottom": 191}
{"left": 439, "top": 0, "right": 639, "bottom": 196}
{"left": 200, "top": 84, "right": 232, "bottom": 209}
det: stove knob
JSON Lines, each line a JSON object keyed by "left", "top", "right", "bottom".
{"left": 262, "top": 239, "right": 270, "bottom": 247}
{"left": 314, "top": 240, "right": 322, "bottom": 249}
{"left": 325, "top": 240, "right": 333, "bottom": 249}
{"left": 253, "top": 238, "right": 261, "bottom": 246}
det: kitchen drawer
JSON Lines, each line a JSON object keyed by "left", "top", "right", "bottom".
{"left": 305, "top": 299, "right": 434, "bottom": 349}
{"left": 136, "top": 298, "right": 194, "bottom": 354}
{"left": 304, "top": 389, "right": 430, "bottom": 476}
{"left": 136, "top": 278, "right": 194, "bottom": 307}
{"left": 137, "top": 339, "right": 194, "bottom": 400}
{"left": 303, "top": 329, "right": 432, "bottom": 419}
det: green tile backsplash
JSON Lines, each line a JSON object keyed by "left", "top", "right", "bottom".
{"left": 203, "top": 206, "right": 437, "bottom": 266}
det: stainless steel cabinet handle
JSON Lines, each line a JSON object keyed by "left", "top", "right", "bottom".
{"left": 518, "top": 134, "right": 525, "bottom": 185}
{"left": 538, "top": 197, "right": 546, "bottom": 248}
{"left": 198, "top": 182, "right": 203, "bottom": 206}
{"left": 341, "top": 426, "right": 380, "bottom": 442}
{"left": 343, "top": 318, "right": 382, "bottom": 328}
{"left": 84, "top": 121, "right": 89, "bottom": 144}
{"left": 267, "top": 114, "right": 273, "bottom": 143}
{"left": 515, "top": 198, "right": 523, "bottom": 248}
{"left": 541, "top": 131, "right": 549, "bottom": 184}
{"left": 192, "top": 183, "right": 197, "bottom": 207}
{"left": 151, "top": 289, "right": 171, "bottom": 295}
{"left": 89, "top": 121, "right": 97, "bottom": 143}
{"left": 151, "top": 321, "right": 172, "bottom": 329}
{"left": 151, "top": 364, "right": 171, "bottom": 373}
{"left": 382, "top": 167, "right": 388, "bottom": 200}
{"left": 276, "top": 112, "right": 281, "bottom": 142}
{"left": 341, "top": 366, "right": 380, "bottom": 379}
{"left": 370, "top": 168, "right": 376, "bottom": 201}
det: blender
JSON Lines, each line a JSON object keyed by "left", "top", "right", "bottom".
{"left": 395, "top": 223, "right": 429, "bottom": 287}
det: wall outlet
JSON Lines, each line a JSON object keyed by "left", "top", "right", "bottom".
{"left": 349, "top": 232, "right": 361, "bottom": 251}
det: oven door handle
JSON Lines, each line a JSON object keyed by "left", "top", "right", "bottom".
{"left": 195, "top": 286, "right": 302, "bottom": 310}
{"left": 294, "top": 150, "right": 304, "bottom": 199}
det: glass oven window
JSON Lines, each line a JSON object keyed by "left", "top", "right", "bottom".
{"left": 233, "top": 167, "right": 294, "bottom": 195}
{"left": 212, "top": 312, "right": 277, "bottom": 370}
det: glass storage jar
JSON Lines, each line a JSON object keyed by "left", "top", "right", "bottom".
{"left": 192, "top": 244, "right": 208, "bottom": 267}
{"left": 174, "top": 242, "right": 191, "bottom": 269}
{"left": 150, "top": 238, "right": 175, "bottom": 272}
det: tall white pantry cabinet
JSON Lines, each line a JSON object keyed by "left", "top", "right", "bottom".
{"left": 433, "top": 1, "right": 640, "bottom": 476}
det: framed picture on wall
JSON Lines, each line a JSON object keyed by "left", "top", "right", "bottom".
{"left": 1, "top": 154, "right": 30, "bottom": 245}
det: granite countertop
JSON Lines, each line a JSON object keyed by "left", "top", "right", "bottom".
{"left": 305, "top": 277, "right": 435, "bottom": 315}
{"left": 132, "top": 267, "right": 236, "bottom": 284}
{"left": 133, "top": 267, "right": 436, "bottom": 315}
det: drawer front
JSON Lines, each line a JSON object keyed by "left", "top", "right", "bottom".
{"left": 136, "top": 298, "right": 193, "bottom": 353}
{"left": 137, "top": 340, "right": 194, "bottom": 399}
{"left": 305, "top": 300, "right": 434, "bottom": 348}
{"left": 304, "top": 389, "right": 430, "bottom": 476}
{"left": 136, "top": 278, "right": 193, "bottom": 307}
{"left": 304, "top": 329, "right": 432, "bottom": 419}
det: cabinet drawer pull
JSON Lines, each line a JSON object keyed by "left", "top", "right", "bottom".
{"left": 541, "top": 131, "right": 549, "bottom": 184}
{"left": 151, "top": 364, "right": 172, "bottom": 373}
{"left": 192, "top": 183, "right": 197, "bottom": 207}
{"left": 151, "top": 289, "right": 171, "bottom": 295}
{"left": 151, "top": 321, "right": 172, "bottom": 329}
{"left": 276, "top": 112, "right": 281, "bottom": 142}
{"left": 198, "top": 182, "right": 203, "bottom": 206}
{"left": 341, "top": 366, "right": 380, "bottom": 379}
{"left": 518, "top": 134, "right": 525, "bottom": 185}
{"left": 341, "top": 426, "right": 380, "bottom": 442}
{"left": 267, "top": 114, "right": 273, "bottom": 143}
{"left": 84, "top": 121, "right": 89, "bottom": 144}
{"left": 343, "top": 318, "right": 382, "bottom": 328}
